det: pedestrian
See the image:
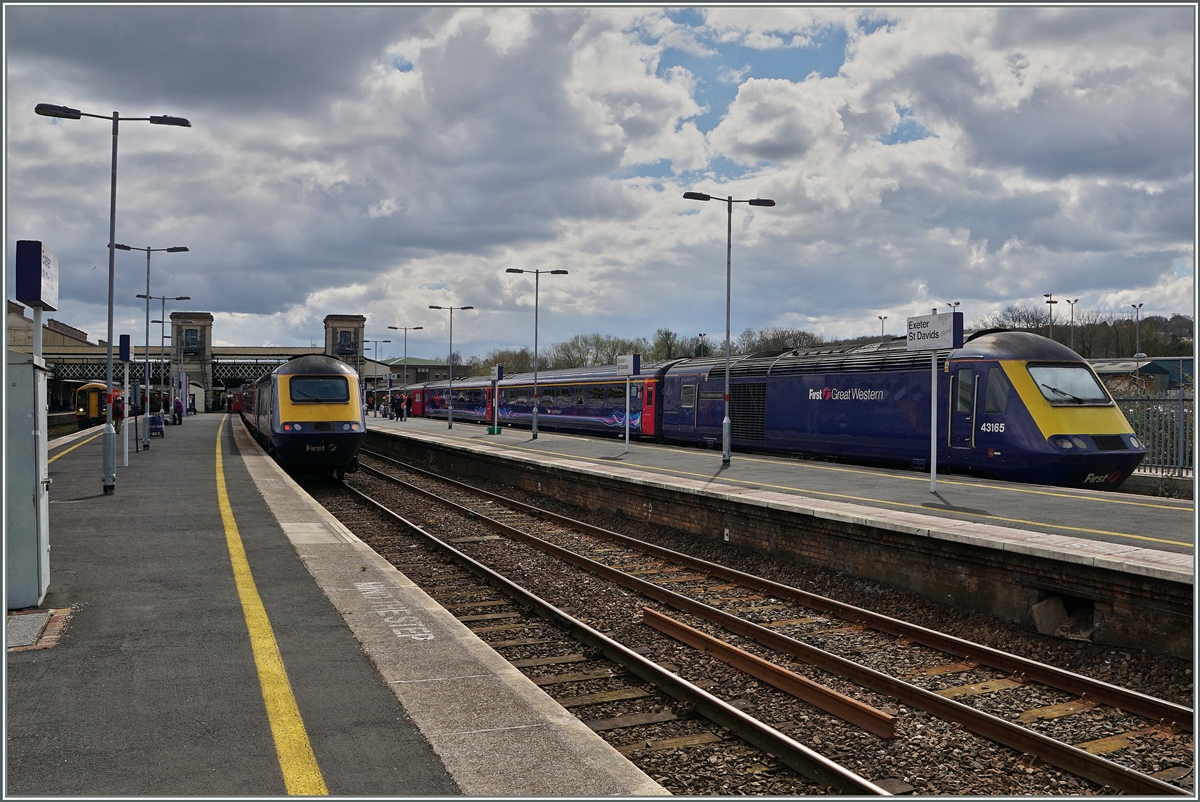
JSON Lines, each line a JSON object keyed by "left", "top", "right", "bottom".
{"left": 188, "top": 397, "right": 197, "bottom": 416}
{"left": 113, "top": 395, "right": 124, "bottom": 434}
{"left": 174, "top": 396, "right": 184, "bottom": 426}
{"left": 404, "top": 392, "right": 413, "bottom": 420}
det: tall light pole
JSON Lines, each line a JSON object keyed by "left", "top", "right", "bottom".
{"left": 1132, "top": 303, "right": 1144, "bottom": 357}
{"left": 144, "top": 295, "right": 190, "bottom": 416}
{"left": 387, "top": 325, "right": 423, "bottom": 412}
{"left": 364, "top": 339, "right": 391, "bottom": 415}
{"left": 429, "top": 305, "right": 474, "bottom": 429}
{"left": 683, "top": 191, "right": 776, "bottom": 466}
{"left": 506, "top": 268, "right": 568, "bottom": 439}
{"left": 122, "top": 245, "right": 188, "bottom": 448}
{"left": 1065, "top": 298, "right": 1080, "bottom": 352}
{"left": 878, "top": 315, "right": 888, "bottom": 338}
{"left": 35, "top": 102, "right": 189, "bottom": 495}
{"left": 1043, "top": 293, "right": 1058, "bottom": 340}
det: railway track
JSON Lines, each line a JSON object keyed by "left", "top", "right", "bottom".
{"left": 308, "top": 449, "right": 1193, "bottom": 795}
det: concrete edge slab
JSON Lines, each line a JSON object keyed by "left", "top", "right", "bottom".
{"left": 229, "top": 419, "right": 668, "bottom": 797}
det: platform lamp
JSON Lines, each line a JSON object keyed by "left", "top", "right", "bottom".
{"left": 35, "top": 102, "right": 190, "bottom": 494}
{"left": 364, "top": 339, "right": 391, "bottom": 415}
{"left": 505, "top": 268, "right": 568, "bottom": 439}
{"left": 1044, "top": 294, "right": 1058, "bottom": 340}
{"left": 682, "top": 190, "right": 776, "bottom": 466}
{"left": 429, "top": 305, "right": 474, "bottom": 429}
{"left": 387, "top": 325, "right": 423, "bottom": 409}
{"left": 878, "top": 315, "right": 887, "bottom": 338}
{"left": 1131, "top": 303, "right": 1144, "bottom": 358}
{"left": 144, "top": 295, "right": 190, "bottom": 418}
{"left": 125, "top": 245, "right": 188, "bottom": 448}
{"left": 1065, "top": 299, "right": 1080, "bottom": 352}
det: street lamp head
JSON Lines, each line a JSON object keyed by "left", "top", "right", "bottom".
{"left": 149, "top": 114, "right": 191, "bottom": 128}
{"left": 461, "top": 306, "right": 475, "bottom": 310}
{"left": 35, "top": 103, "right": 82, "bottom": 120}
{"left": 683, "top": 191, "right": 711, "bottom": 201}
{"left": 550, "top": 269, "right": 569, "bottom": 275}
{"left": 414, "top": 326, "right": 424, "bottom": 330}
{"left": 747, "top": 198, "right": 776, "bottom": 207}
{"left": 136, "top": 294, "right": 150, "bottom": 299}
{"left": 166, "top": 246, "right": 189, "bottom": 253}
{"left": 174, "top": 296, "right": 191, "bottom": 301}
{"left": 429, "top": 305, "right": 443, "bottom": 310}
{"left": 151, "top": 319, "right": 164, "bottom": 324}
{"left": 115, "top": 243, "right": 133, "bottom": 251}
{"left": 505, "top": 268, "right": 524, "bottom": 274}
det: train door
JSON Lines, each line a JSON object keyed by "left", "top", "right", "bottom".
{"left": 485, "top": 387, "right": 494, "bottom": 422}
{"left": 641, "top": 382, "right": 656, "bottom": 436}
{"left": 680, "top": 382, "right": 697, "bottom": 431}
{"left": 950, "top": 364, "right": 979, "bottom": 450}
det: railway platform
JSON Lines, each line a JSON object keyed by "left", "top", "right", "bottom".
{"left": 6, "top": 413, "right": 665, "bottom": 796}
{"left": 364, "top": 415, "right": 1194, "bottom": 657}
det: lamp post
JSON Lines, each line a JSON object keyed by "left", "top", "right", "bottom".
{"left": 1043, "top": 294, "right": 1058, "bottom": 340}
{"left": 505, "top": 268, "right": 568, "bottom": 439}
{"left": 35, "top": 103, "right": 189, "bottom": 495}
{"left": 123, "top": 245, "right": 188, "bottom": 448}
{"left": 365, "top": 339, "right": 391, "bottom": 415}
{"left": 1065, "top": 298, "right": 1080, "bottom": 352}
{"left": 387, "top": 325, "right": 423, "bottom": 413}
{"left": 878, "top": 315, "right": 887, "bottom": 338}
{"left": 144, "top": 295, "right": 190, "bottom": 417}
{"left": 1131, "top": 303, "right": 1144, "bottom": 357}
{"left": 682, "top": 190, "right": 776, "bottom": 466}
{"left": 429, "top": 305, "right": 474, "bottom": 429}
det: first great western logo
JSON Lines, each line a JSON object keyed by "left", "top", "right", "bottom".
{"left": 809, "top": 387, "right": 887, "bottom": 401}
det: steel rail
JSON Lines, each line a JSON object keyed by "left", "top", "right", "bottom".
{"left": 340, "top": 480, "right": 889, "bottom": 795}
{"left": 356, "top": 455, "right": 1191, "bottom": 795}
{"left": 360, "top": 447, "right": 1192, "bottom": 731}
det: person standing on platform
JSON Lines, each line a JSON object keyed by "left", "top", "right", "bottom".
{"left": 174, "top": 396, "right": 184, "bottom": 426}
{"left": 404, "top": 392, "right": 412, "bottom": 421}
{"left": 113, "top": 395, "right": 124, "bottom": 434}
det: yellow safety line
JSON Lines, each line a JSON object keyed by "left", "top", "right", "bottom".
{"left": 509, "top": 441, "right": 1193, "bottom": 550}
{"left": 215, "top": 416, "right": 328, "bottom": 796}
{"left": 47, "top": 430, "right": 104, "bottom": 464}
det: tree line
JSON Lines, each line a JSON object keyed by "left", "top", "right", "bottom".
{"left": 448, "top": 306, "right": 1192, "bottom": 376}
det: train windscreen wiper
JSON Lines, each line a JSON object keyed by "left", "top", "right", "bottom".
{"left": 293, "top": 388, "right": 321, "bottom": 400}
{"left": 1041, "top": 383, "right": 1083, "bottom": 403}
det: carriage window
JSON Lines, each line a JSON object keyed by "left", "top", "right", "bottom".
{"left": 590, "top": 386, "right": 605, "bottom": 405}
{"left": 630, "top": 385, "right": 641, "bottom": 400}
{"left": 984, "top": 368, "right": 1011, "bottom": 414}
{"left": 681, "top": 385, "right": 696, "bottom": 408}
{"left": 290, "top": 376, "right": 349, "bottom": 402}
{"left": 571, "top": 388, "right": 585, "bottom": 405}
{"left": 1027, "top": 365, "right": 1110, "bottom": 404}
{"left": 555, "top": 387, "right": 570, "bottom": 406}
{"left": 955, "top": 368, "right": 975, "bottom": 413}
{"left": 516, "top": 389, "right": 529, "bottom": 405}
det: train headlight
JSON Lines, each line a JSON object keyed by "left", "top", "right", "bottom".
{"left": 1129, "top": 435, "right": 1143, "bottom": 449}
{"left": 1052, "top": 436, "right": 1074, "bottom": 449}
{"left": 1070, "top": 437, "right": 1088, "bottom": 449}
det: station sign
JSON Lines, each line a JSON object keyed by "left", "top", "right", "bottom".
{"left": 490, "top": 365, "right": 504, "bottom": 381}
{"left": 906, "top": 312, "right": 963, "bottom": 351}
{"left": 618, "top": 354, "right": 641, "bottom": 376}
{"left": 15, "top": 240, "right": 59, "bottom": 312}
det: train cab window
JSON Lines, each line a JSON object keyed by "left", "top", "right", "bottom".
{"left": 590, "top": 386, "right": 605, "bottom": 405}
{"left": 290, "top": 376, "right": 349, "bottom": 402}
{"left": 955, "top": 368, "right": 975, "bottom": 413}
{"left": 681, "top": 384, "right": 696, "bottom": 408}
{"left": 1027, "top": 364, "right": 1110, "bottom": 404}
{"left": 983, "top": 368, "right": 1011, "bottom": 414}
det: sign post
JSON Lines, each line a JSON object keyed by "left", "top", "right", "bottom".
{"left": 489, "top": 365, "right": 503, "bottom": 435}
{"left": 906, "top": 310, "right": 963, "bottom": 492}
{"left": 618, "top": 354, "right": 641, "bottom": 454}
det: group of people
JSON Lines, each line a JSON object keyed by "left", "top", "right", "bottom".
{"left": 387, "top": 393, "right": 411, "bottom": 421}
{"left": 109, "top": 395, "right": 193, "bottom": 432}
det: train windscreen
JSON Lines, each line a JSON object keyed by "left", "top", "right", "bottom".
{"left": 290, "top": 376, "right": 350, "bottom": 403}
{"left": 1027, "top": 365, "right": 1110, "bottom": 404}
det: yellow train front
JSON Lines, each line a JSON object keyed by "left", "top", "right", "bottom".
{"left": 244, "top": 355, "right": 365, "bottom": 478}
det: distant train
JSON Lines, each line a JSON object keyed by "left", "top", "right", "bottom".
{"left": 406, "top": 330, "right": 1145, "bottom": 490}
{"left": 74, "top": 381, "right": 125, "bottom": 429}
{"left": 241, "top": 355, "right": 365, "bottom": 479}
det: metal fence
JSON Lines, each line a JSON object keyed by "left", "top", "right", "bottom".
{"left": 1112, "top": 389, "right": 1194, "bottom": 477}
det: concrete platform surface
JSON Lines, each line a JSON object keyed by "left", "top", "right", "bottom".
{"left": 367, "top": 416, "right": 1194, "bottom": 582}
{"left": 7, "top": 412, "right": 665, "bottom": 797}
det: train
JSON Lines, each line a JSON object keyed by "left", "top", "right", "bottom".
{"left": 404, "top": 330, "right": 1145, "bottom": 490}
{"left": 74, "top": 381, "right": 134, "bottom": 429}
{"left": 241, "top": 354, "right": 365, "bottom": 479}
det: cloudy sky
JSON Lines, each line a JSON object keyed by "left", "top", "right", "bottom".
{"left": 5, "top": 6, "right": 1195, "bottom": 361}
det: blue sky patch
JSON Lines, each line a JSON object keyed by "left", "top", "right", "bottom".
{"left": 879, "top": 106, "right": 934, "bottom": 145}
{"left": 392, "top": 56, "right": 412, "bottom": 72}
